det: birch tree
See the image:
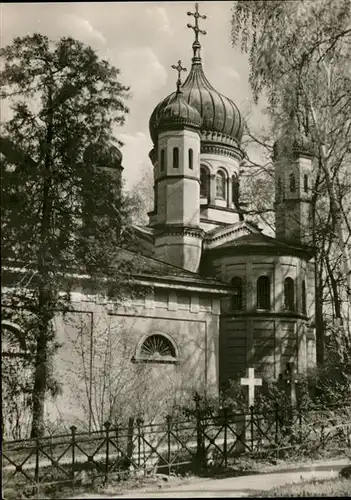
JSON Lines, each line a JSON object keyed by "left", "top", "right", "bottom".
{"left": 231, "top": 0, "right": 351, "bottom": 364}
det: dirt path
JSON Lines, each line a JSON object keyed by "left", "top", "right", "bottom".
{"left": 70, "top": 458, "right": 349, "bottom": 499}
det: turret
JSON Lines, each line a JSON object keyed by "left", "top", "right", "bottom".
{"left": 273, "top": 128, "right": 315, "bottom": 245}
{"left": 150, "top": 61, "right": 203, "bottom": 272}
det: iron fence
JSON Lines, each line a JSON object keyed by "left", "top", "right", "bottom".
{"left": 3, "top": 401, "right": 351, "bottom": 498}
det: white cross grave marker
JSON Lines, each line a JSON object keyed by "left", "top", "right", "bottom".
{"left": 241, "top": 367, "right": 262, "bottom": 408}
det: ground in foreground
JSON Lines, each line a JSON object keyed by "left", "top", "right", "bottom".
{"left": 254, "top": 476, "right": 351, "bottom": 497}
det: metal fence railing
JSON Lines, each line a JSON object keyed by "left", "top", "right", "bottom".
{"left": 3, "top": 401, "right": 351, "bottom": 498}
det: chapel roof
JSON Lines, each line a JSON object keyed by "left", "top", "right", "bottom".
{"left": 206, "top": 232, "right": 314, "bottom": 258}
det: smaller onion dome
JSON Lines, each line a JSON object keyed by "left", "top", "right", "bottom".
{"left": 273, "top": 128, "right": 315, "bottom": 160}
{"left": 84, "top": 143, "right": 123, "bottom": 169}
{"left": 156, "top": 91, "right": 201, "bottom": 134}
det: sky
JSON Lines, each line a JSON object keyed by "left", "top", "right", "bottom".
{"left": 1, "top": 1, "right": 261, "bottom": 190}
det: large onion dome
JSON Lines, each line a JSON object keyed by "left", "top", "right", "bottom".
{"left": 156, "top": 90, "right": 201, "bottom": 133}
{"left": 150, "top": 58, "right": 243, "bottom": 148}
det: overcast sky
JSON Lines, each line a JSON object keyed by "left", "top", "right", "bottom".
{"left": 1, "top": 2, "right": 261, "bottom": 190}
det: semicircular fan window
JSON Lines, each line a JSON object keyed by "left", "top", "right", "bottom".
{"left": 139, "top": 334, "right": 176, "bottom": 363}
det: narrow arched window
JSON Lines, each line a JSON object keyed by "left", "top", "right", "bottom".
{"left": 289, "top": 173, "right": 296, "bottom": 192}
{"left": 284, "top": 277, "right": 295, "bottom": 311}
{"left": 302, "top": 280, "right": 307, "bottom": 315}
{"left": 160, "top": 149, "right": 165, "bottom": 171}
{"left": 303, "top": 174, "right": 308, "bottom": 193}
{"left": 277, "top": 177, "right": 282, "bottom": 202}
{"left": 231, "top": 277, "right": 243, "bottom": 310}
{"left": 173, "top": 147, "right": 179, "bottom": 168}
{"left": 188, "top": 148, "right": 193, "bottom": 170}
{"left": 216, "top": 170, "right": 226, "bottom": 199}
{"left": 232, "top": 174, "right": 239, "bottom": 207}
{"left": 200, "top": 166, "right": 210, "bottom": 198}
{"left": 257, "top": 276, "right": 270, "bottom": 310}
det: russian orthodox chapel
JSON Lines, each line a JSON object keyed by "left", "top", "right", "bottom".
{"left": 131, "top": 4, "right": 317, "bottom": 391}
{"left": 3, "top": 4, "right": 317, "bottom": 430}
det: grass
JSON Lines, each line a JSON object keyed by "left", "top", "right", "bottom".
{"left": 254, "top": 477, "right": 351, "bottom": 497}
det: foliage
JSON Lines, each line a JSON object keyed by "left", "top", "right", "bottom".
{"left": 0, "top": 33, "right": 140, "bottom": 438}
{"left": 231, "top": 0, "right": 351, "bottom": 362}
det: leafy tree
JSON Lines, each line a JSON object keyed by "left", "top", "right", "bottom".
{"left": 0, "top": 34, "right": 140, "bottom": 437}
{"left": 231, "top": 0, "right": 351, "bottom": 364}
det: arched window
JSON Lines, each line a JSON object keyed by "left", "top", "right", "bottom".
{"left": 216, "top": 170, "right": 226, "bottom": 199}
{"left": 289, "top": 173, "right": 296, "bottom": 192}
{"left": 302, "top": 280, "right": 307, "bottom": 315}
{"left": 284, "top": 277, "right": 295, "bottom": 311}
{"left": 173, "top": 147, "right": 179, "bottom": 168}
{"left": 277, "top": 177, "right": 282, "bottom": 202}
{"left": 232, "top": 174, "right": 239, "bottom": 207}
{"left": 134, "top": 334, "right": 178, "bottom": 364}
{"left": 231, "top": 277, "right": 243, "bottom": 310}
{"left": 188, "top": 148, "right": 193, "bottom": 170}
{"left": 303, "top": 174, "right": 308, "bottom": 193}
{"left": 200, "top": 166, "right": 210, "bottom": 198}
{"left": 160, "top": 149, "right": 165, "bottom": 171}
{"left": 257, "top": 276, "right": 270, "bottom": 310}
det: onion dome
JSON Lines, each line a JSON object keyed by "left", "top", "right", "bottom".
{"left": 156, "top": 89, "right": 201, "bottom": 133}
{"left": 84, "top": 143, "right": 123, "bottom": 169}
{"left": 273, "top": 128, "right": 315, "bottom": 160}
{"left": 150, "top": 62, "right": 243, "bottom": 148}
{"left": 149, "top": 4, "right": 243, "bottom": 148}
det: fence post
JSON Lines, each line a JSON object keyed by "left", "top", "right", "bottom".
{"left": 194, "top": 393, "right": 205, "bottom": 469}
{"left": 136, "top": 418, "right": 143, "bottom": 471}
{"left": 70, "top": 425, "right": 77, "bottom": 481}
{"left": 298, "top": 406, "right": 302, "bottom": 445}
{"left": 126, "top": 417, "right": 134, "bottom": 470}
{"left": 274, "top": 403, "right": 279, "bottom": 461}
{"left": 250, "top": 406, "right": 254, "bottom": 452}
{"left": 166, "top": 415, "right": 172, "bottom": 475}
{"left": 321, "top": 423, "right": 325, "bottom": 450}
{"left": 34, "top": 436, "right": 40, "bottom": 499}
{"left": 104, "top": 421, "right": 111, "bottom": 484}
{"left": 223, "top": 406, "right": 228, "bottom": 469}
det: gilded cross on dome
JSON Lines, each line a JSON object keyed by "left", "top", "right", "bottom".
{"left": 187, "top": 2, "right": 207, "bottom": 58}
{"left": 171, "top": 60, "right": 187, "bottom": 93}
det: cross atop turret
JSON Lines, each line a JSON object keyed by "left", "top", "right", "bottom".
{"left": 171, "top": 60, "right": 187, "bottom": 93}
{"left": 187, "top": 3, "right": 207, "bottom": 59}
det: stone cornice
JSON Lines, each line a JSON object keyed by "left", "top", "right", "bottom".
{"left": 155, "top": 174, "right": 200, "bottom": 184}
{"left": 154, "top": 225, "right": 205, "bottom": 239}
{"left": 201, "top": 203, "right": 240, "bottom": 214}
{"left": 221, "top": 310, "right": 311, "bottom": 320}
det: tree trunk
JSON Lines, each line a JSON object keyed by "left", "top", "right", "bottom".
{"left": 30, "top": 87, "right": 54, "bottom": 438}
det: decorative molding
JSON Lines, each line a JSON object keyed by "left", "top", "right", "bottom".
{"left": 201, "top": 140, "right": 245, "bottom": 161}
{"left": 154, "top": 225, "right": 205, "bottom": 239}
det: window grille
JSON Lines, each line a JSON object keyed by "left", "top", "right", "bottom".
{"left": 257, "top": 276, "right": 270, "bottom": 310}
{"left": 136, "top": 334, "right": 177, "bottom": 364}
